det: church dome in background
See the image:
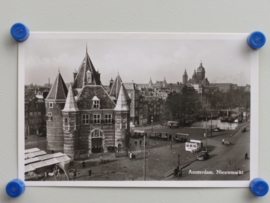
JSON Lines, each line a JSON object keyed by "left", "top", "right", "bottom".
{"left": 197, "top": 62, "right": 205, "bottom": 73}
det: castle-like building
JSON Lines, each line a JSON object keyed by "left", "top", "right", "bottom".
{"left": 45, "top": 50, "right": 130, "bottom": 160}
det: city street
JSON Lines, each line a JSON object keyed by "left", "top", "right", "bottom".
{"left": 25, "top": 122, "right": 250, "bottom": 181}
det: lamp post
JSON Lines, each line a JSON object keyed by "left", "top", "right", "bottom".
{"left": 210, "top": 112, "right": 212, "bottom": 137}
{"left": 151, "top": 116, "right": 153, "bottom": 133}
{"left": 205, "top": 118, "right": 208, "bottom": 151}
{"left": 143, "top": 134, "right": 146, "bottom": 181}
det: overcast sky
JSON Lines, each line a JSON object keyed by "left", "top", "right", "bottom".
{"left": 23, "top": 34, "right": 252, "bottom": 86}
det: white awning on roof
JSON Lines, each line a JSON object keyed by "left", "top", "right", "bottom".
{"left": 31, "top": 161, "right": 47, "bottom": 169}
{"left": 25, "top": 164, "right": 36, "bottom": 173}
{"left": 38, "top": 152, "right": 64, "bottom": 161}
{"left": 25, "top": 148, "right": 40, "bottom": 154}
{"left": 25, "top": 150, "right": 46, "bottom": 159}
{"left": 44, "top": 158, "right": 60, "bottom": 165}
{"left": 25, "top": 157, "right": 40, "bottom": 165}
{"left": 56, "top": 156, "right": 71, "bottom": 162}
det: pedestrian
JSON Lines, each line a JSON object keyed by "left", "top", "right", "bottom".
{"left": 73, "top": 170, "right": 77, "bottom": 180}
{"left": 245, "top": 153, "right": 248, "bottom": 160}
{"left": 88, "top": 169, "right": 92, "bottom": 177}
{"left": 44, "top": 171, "right": 47, "bottom": 181}
{"left": 100, "top": 155, "right": 103, "bottom": 163}
{"left": 139, "top": 140, "right": 142, "bottom": 146}
{"left": 56, "top": 169, "right": 60, "bottom": 179}
{"left": 129, "top": 151, "right": 133, "bottom": 160}
{"left": 52, "top": 150, "right": 54, "bottom": 154}
{"left": 82, "top": 161, "right": 86, "bottom": 168}
{"left": 135, "top": 140, "right": 137, "bottom": 146}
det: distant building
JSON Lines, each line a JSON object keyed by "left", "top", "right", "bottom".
{"left": 123, "top": 82, "right": 140, "bottom": 126}
{"left": 209, "top": 83, "right": 233, "bottom": 92}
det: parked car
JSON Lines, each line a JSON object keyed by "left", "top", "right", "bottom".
{"left": 174, "top": 133, "right": 188, "bottom": 142}
{"left": 196, "top": 151, "right": 209, "bottom": 161}
{"left": 214, "top": 127, "right": 221, "bottom": 132}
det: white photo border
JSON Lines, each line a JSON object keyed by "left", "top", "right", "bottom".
{"left": 18, "top": 32, "right": 259, "bottom": 187}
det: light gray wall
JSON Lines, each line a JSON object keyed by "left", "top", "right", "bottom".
{"left": 0, "top": 1, "right": 270, "bottom": 202}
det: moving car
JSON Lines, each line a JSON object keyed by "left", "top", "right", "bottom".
{"left": 196, "top": 151, "right": 209, "bottom": 161}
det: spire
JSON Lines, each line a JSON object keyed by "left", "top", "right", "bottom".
{"left": 46, "top": 72, "right": 68, "bottom": 102}
{"left": 183, "top": 68, "right": 188, "bottom": 76}
{"left": 149, "top": 77, "right": 153, "bottom": 86}
{"left": 62, "top": 85, "right": 79, "bottom": 112}
{"left": 109, "top": 74, "right": 130, "bottom": 103}
{"left": 114, "top": 83, "right": 129, "bottom": 111}
{"left": 72, "top": 50, "right": 102, "bottom": 88}
{"left": 86, "top": 43, "right": 88, "bottom": 53}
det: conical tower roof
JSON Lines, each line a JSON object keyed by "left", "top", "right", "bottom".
{"left": 183, "top": 69, "right": 188, "bottom": 76}
{"left": 149, "top": 77, "right": 153, "bottom": 86}
{"left": 62, "top": 85, "right": 79, "bottom": 112}
{"left": 46, "top": 72, "right": 68, "bottom": 102}
{"left": 109, "top": 74, "right": 130, "bottom": 102}
{"left": 73, "top": 50, "right": 102, "bottom": 88}
{"left": 115, "top": 83, "right": 129, "bottom": 111}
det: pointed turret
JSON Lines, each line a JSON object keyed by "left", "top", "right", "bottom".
{"left": 62, "top": 85, "right": 79, "bottom": 112}
{"left": 149, "top": 77, "right": 153, "bottom": 87}
{"left": 183, "top": 69, "right": 188, "bottom": 76}
{"left": 115, "top": 83, "right": 130, "bottom": 111}
{"left": 183, "top": 69, "right": 188, "bottom": 84}
{"left": 109, "top": 77, "right": 114, "bottom": 88}
{"left": 72, "top": 49, "right": 102, "bottom": 88}
{"left": 163, "top": 77, "right": 167, "bottom": 87}
{"left": 192, "top": 69, "right": 197, "bottom": 80}
{"left": 45, "top": 72, "right": 68, "bottom": 153}
{"left": 114, "top": 82, "right": 131, "bottom": 154}
{"left": 46, "top": 72, "right": 68, "bottom": 102}
{"left": 109, "top": 74, "right": 130, "bottom": 103}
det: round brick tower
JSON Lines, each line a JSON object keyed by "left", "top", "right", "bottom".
{"left": 45, "top": 73, "right": 68, "bottom": 153}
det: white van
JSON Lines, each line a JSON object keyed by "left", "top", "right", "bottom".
{"left": 185, "top": 139, "right": 203, "bottom": 153}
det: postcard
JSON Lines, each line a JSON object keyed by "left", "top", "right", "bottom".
{"left": 18, "top": 32, "right": 258, "bottom": 187}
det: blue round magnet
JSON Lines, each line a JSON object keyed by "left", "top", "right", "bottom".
{"left": 250, "top": 178, "right": 269, "bottom": 197}
{"left": 10, "top": 23, "right": 29, "bottom": 42}
{"left": 247, "top": 31, "right": 266, "bottom": 49}
{"left": 6, "top": 179, "right": 25, "bottom": 198}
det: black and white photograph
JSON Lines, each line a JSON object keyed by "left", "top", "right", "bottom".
{"left": 18, "top": 33, "right": 258, "bottom": 187}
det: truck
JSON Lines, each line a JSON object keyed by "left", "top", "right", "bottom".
{"left": 185, "top": 139, "right": 203, "bottom": 153}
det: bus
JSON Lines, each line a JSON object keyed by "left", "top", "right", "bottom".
{"left": 167, "top": 121, "right": 179, "bottom": 128}
{"left": 131, "top": 130, "right": 146, "bottom": 138}
{"left": 174, "top": 133, "right": 189, "bottom": 142}
{"left": 148, "top": 132, "right": 173, "bottom": 140}
{"left": 185, "top": 139, "right": 203, "bottom": 153}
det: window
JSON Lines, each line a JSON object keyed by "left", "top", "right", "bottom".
{"left": 47, "top": 112, "right": 52, "bottom": 121}
{"left": 82, "top": 114, "right": 89, "bottom": 124}
{"left": 105, "top": 114, "right": 112, "bottom": 124}
{"left": 93, "top": 114, "right": 101, "bottom": 124}
{"left": 64, "top": 117, "right": 68, "bottom": 125}
{"left": 49, "top": 102, "right": 53, "bottom": 108}
{"left": 93, "top": 100, "right": 100, "bottom": 109}
{"left": 64, "top": 117, "right": 69, "bottom": 131}
{"left": 38, "top": 112, "right": 41, "bottom": 116}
